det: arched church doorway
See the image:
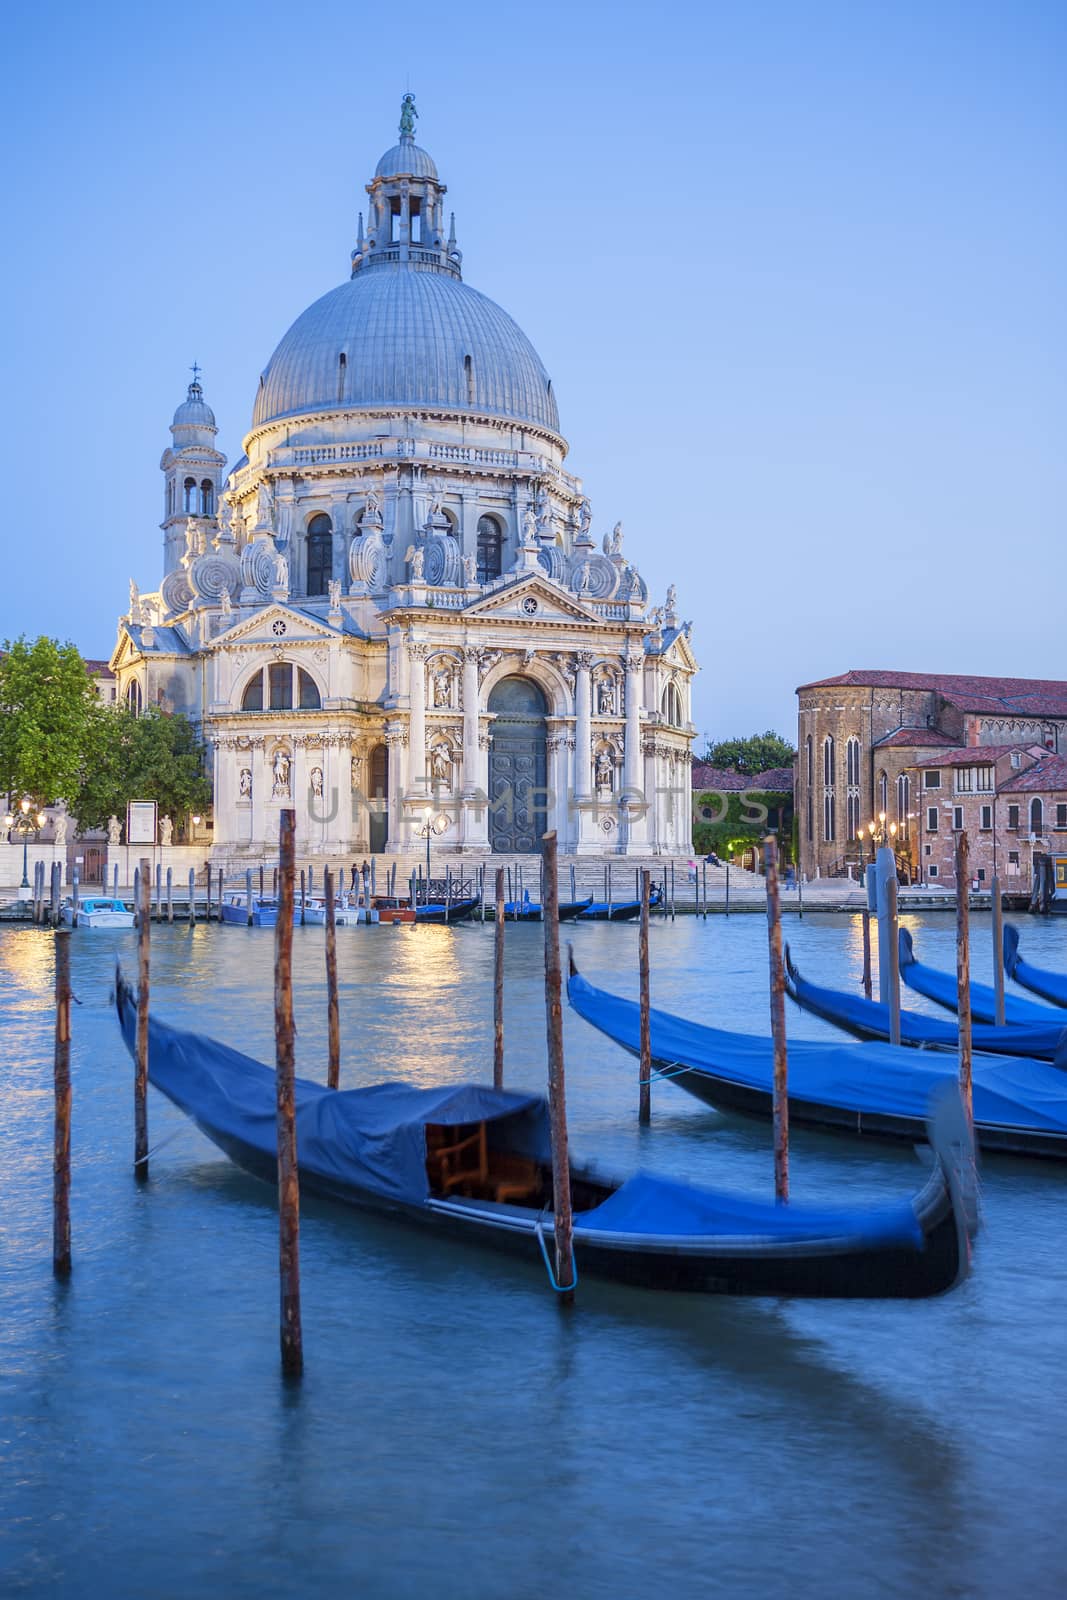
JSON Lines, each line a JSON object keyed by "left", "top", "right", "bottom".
{"left": 488, "top": 677, "right": 547, "bottom": 853}
{"left": 368, "top": 743, "right": 389, "bottom": 853}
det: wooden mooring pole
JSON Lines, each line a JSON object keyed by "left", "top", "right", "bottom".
{"left": 886, "top": 876, "right": 901, "bottom": 1046}
{"left": 135, "top": 858, "right": 150, "bottom": 1181}
{"left": 188, "top": 867, "right": 196, "bottom": 923}
{"left": 324, "top": 866, "right": 340, "bottom": 1091}
{"left": 764, "top": 835, "right": 789, "bottom": 1202}
{"left": 956, "top": 832, "right": 973, "bottom": 1124}
{"left": 493, "top": 867, "right": 505, "bottom": 1089}
{"left": 992, "top": 872, "right": 1006, "bottom": 1028}
{"left": 541, "top": 831, "right": 575, "bottom": 1304}
{"left": 275, "top": 810, "right": 303, "bottom": 1377}
{"left": 300, "top": 868, "right": 306, "bottom": 926}
{"left": 166, "top": 867, "right": 173, "bottom": 923}
{"left": 638, "top": 868, "right": 651, "bottom": 1126}
{"left": 53, "top": 929, "right": 72, "bottom": 1277}
{"left": 861, "top": 908, "right": 873, "bottom": 999}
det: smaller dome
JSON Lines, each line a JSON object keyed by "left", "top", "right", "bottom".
{"left": 374, "top": 135, "right": 438, "bottom": 180}
{"left": 172, "top": 378, "right": 216, "bottom": 431}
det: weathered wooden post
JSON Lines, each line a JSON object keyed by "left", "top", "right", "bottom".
{"left": 798, "top": 870, "right": 804, "bottom": 919}
{"left": 166, "top": 866, "right": 174, "bottom": 923}
{"left": 245, "top": 867, "right": 253, "bottom": 927}
{"left": 188, "top": 867, "right": 196, "bottom": 923}
{"left": 764, "top": 835, "right": 789, "bottom": 1202}
{"left": 53, "top": 929, "right": 73, "bottom": 1277}
{"left": 50, "top": 861, "right": 60, "bottom": 927}
{"left": 155, "top": 862, "right": 162, "bottom": 920}
{"left": 861, "top": 908, "right": 873, "bottom": 999}
{"left": 362, "top": 864, "right": 371, "bottom": 924}
{"left": 259, "top": 864, "right": 265, "bottom": 903}
{"left": 299, "top": 868, "right": 306, "bottom": 926}
{"left": 956, "top": 832, "right": 973, "bottom": 1123}
{"left": 274, "top": 810, "right": 303, "bottom": 1376}
{"left": 308, "top": 865, "right": 314, "bottom": 900}
{"left": 444, "top": 866, "right": 452, "bottom": 925}
{"left": 606, "top": 862, "right": 612, "bottom": 919}
{"left": 135, "top": 858, "right": 151, "bottom": 1181}
{"left": 639, "top": 868, "right": 652, "bottom": 1126}
{"left": 493, "top": 867, "right": 505, "bottom": 1089}
{"left": 569, "top": 865, "right": 576, "bottom": 905}
{"left": 702, "top": 859, "right": 708, "bottom": 920}
{"left": 133, "top": 866, "right": 140, "bottom": 925}
{"left": 480, "top": 865, "right": 486, "bottom": 925}
{"left": 273, "top": 867, "right": 279, "bottom": 899}
{"left": 541, "top": 831, "right": 575, "bottom": 1303}
{"left": 670, "top": 860, "right": 676, "bottom": 921}
{"left": 217, "top": 866, "right": 224, "bottom": 920}
{"left": 324, "top": 866, "right": 340, "bottom": 1091}
{"left": 886, "top": 876, "right": 901, "bottom": 1046}
{"left": 409, "top": 869, "right": 417, "bottom": 913}
{"left": 725, "top": 863, "right": 730, "bottom": 917}
{"left": 71, "top": 866, "right": 80, "bottom": 929}
{"left": 992, "top": 873, "right": 1006, "bottom": 1028}
{"left": 113, "top": 862, "right": 120, "bottom": 898}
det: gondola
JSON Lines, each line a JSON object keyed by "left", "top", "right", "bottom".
{"left": 1003, "top": 925, "right": 1067, "bottom": 1009}
{"left": 501, "top": 895, "right": 594, "bottom": 922}
{"left": 566, "top": 952, "right": 1067, "bottom": 1160}
{"left": 112, "top": 970, "right": 973, "bottom": 1299}
{"left": 579, "top": 888, "right": 662, "bottom": 923}
{"left": 899, "top": 928, "right": 1061, "bottom": 1024}
{"left": 783, "top": 947, "right": 1067, "bottom": 1066}
{"left": 414, "top": 897, "right": 480, "bottom": 924}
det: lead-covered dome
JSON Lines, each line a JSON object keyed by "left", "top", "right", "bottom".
{"left": 251, "top": 269, "right": 559, "bottom": 433}
{"left": 249, "top": 100, "right": 560, "bottom": 438}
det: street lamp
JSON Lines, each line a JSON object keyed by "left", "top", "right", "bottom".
{"left": 413, "top": 806, "right": 449, "bottom": 895}
{"left": 4, "top": 798, "right": 47, "bottom": 890}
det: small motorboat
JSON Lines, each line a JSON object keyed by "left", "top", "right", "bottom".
{"left": 899, "top": 928, "right": 1060, "bottom": 1024}
{"left": 113, "top": 971, "right": 975, "bottom": 1299}
{"left": 579, "top": 888, "right": 661, "bottom": 923}
{"left": 783, "top": 947, "right": 1067, "bottom": 1066}
{"left": 1003, "top": 926, "right": 1067, "bottom": 1009}
{"left": 566, "top": 951, "right": 1067, "bottom": 1160}
{"left": 61, "top": 896, "right": 134, "bottom": 929}
{"left": 303, "top": 896, "right": 379, "bottom": 926}
{"left": 219, "top": 894, "right": 300, "bottom": 928}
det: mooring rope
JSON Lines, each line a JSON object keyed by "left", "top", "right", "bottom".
{"left": 534, "top": 1212, "right": 578, "bottom": 1295}
{"left": 133, "top": 1126, "right": 188, "bottom": 1167}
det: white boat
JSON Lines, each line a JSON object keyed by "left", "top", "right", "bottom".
{"left": 303, "top": 896, "right": 379, "bottom": 926}
{"left": 61, "top": 896, "right": 135, "bottom": 929}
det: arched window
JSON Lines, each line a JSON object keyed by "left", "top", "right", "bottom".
{"left": 847, "top": 792, "right": 861, "bottom": 840}
{"left": 805, "top": 735, "right": 813, "bottom": 842}
{"left": 166, "top": 479, "right": 175, "bottom": 517}
{"left": 1031, "top": 797, "right": 1044, "bottom": 835}
{"left": 897, "top": 774, "right": 911, "bottom": 838}
{"left": 877, "top": 770, "right": 888, "bottom": 818}
{"left": 200, "top": 480, "right": 214, "bottom": 516}
{"left": 183, "top": 477, "right": 197, "bottom": 513}
{"left": 823, "top": 736, "right": 835, "bottom": 788}
{"left": 476, "top": 515, "right": 502, "bottom": 583}
{"left": 846, "top": 737, "right": 860, "bottom": 788}
{"left": 822, "top": 736, "right": 835, "bottom": 842}
{"left": 306, "top": 514, "right": 333, "bottom": 597}
{"left": 662, "top": 682, "right": 683, "bottom": 727}
{"left": 464, "top": 354, "right": 475, "bottom": 406}
{"left": 126, "top": 680, "right": 142, "bottom": 716}
{"left": 241, "top": 663, "right": 321, "bottom": 712}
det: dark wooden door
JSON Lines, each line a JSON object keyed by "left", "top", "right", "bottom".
{"left": 488, "top": 678, "right": 547, "bottom": 854}
{"left": 368, "top": 744, "right": 389, "bottom": 853}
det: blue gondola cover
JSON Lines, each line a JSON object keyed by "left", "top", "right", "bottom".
{"left": 1003, "top": 925, "right": 1067, "bottom": 1009}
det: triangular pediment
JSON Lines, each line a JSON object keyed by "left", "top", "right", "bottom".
{"left": 661, "top": 625, "right": 698, "bottom": 673}
{"left": 461, "top": 573, "right": 603, "bottom": 625}
{"left": 109, "top": 627, "right": 137, "bottom": 673}
{"left": 206, "top": 603, "right": 341, "bottom": 651}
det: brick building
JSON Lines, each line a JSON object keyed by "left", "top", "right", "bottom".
{"left": 691, "top": 763, "right": 795, "bottom": 870}
{"left": 795, "top": 670, "right": 1067, "bottom": 884}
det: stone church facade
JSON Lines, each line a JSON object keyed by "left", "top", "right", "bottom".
{"left": 110, "top": 102, "right": 697, "bottom": 863}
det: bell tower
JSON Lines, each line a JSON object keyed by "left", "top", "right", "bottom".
{"left": 159, "top": 367, "right": 226, "bottom": 576}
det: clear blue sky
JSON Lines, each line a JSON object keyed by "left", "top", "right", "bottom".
{"left": 4, "top": 0, "right": 1064, "bottom": 748}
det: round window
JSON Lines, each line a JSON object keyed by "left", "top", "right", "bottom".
{"left": 272, "top": 620, "right": 287, "bottom": 636}
{"left": 521, "top": 596, "right": 538, "bottom": 616}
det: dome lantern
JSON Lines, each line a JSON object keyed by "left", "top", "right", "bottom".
{"left": 352, "top": 94, "right": 461, "bottom": 281}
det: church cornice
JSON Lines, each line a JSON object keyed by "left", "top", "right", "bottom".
{"left": 243, "top": 403, "right": 567, "bottom": 463}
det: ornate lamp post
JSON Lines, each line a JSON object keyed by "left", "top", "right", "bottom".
{"left": 413, "top": 806, "right": 449, "bottom": 889}
{"left": 4, "top": 797, "right": 48, "bottom": 889}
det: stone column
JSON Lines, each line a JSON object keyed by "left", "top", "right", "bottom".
{"left": 408, "top": 642, "right": 427, "bottom": 797}
{"left": 385, "top": 727, "right": 408, "bottom": 852}
{"left": 291, "top": 739, "right": 308, "bottom": 853}
{"left": 574, "top": 652, "right": 597, "bottom": 851}
{"left": 250, "top": 737, "right": 268, "bottom": 849}
{"left": 461, "top": 646, "right": 488, "bottom": 848}
{"left": 623, "top": 654, "right": 646, "bottom": 851}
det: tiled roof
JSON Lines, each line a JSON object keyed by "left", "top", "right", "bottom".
{"left": 909, "top": 745, "right": 1041, "bottom": 769}
{"left": 1000, "top": 754, "right": 1067, "bottom": 793}
{"left": 692, "top": 764, "right": 794, "bottom": 793}
{"left": 798, "top": 668, "right": 1067, "bottom": 717}
{"left": 873, "top": 726, "right": 958, "bottom": 748}
{"left": 82, "top": 658, "right": 116, "bottom": 679}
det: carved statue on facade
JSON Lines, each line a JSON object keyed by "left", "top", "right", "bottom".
{"left": 53, "top": 812, "right": 68, "bottom": 847}
{"left": 239, "top": 767, "right": 252, "bottom": 798}
{"left": 399, "top": 92, "right": 418, "bottom": 138}
{"left": 432, "top": 668, "right": 452, "bottom": 708}
{"left": 521, "top": 505, "right": 539, "bottom": 546}
{"left": 665, "top": 583, "right": 677, "bottom": 622}
{"left": 595, "top": 749, "right": 615, "bottom": 793}
{"left": 535, "top": 483, "right": 552, "bottom": 538}
{"left": 576, "top": 497, "right": 593, "bottom": 541}
{"left": 597, "top": 680, "right": 615, "bottom": 715}
{"left": 160, "top": 815, "right": 173, "bottom": 847}
{"left": 362, "top": 491, "right": 382, "bottom": 525}
{"left": 463, "top": 553, "right": 477, "bottom": 586}
{"left": 107, "top": 815, "right": 122, "bottom": 845}
{"left": 128, "top": 580, "right": 143, "bottom": 623}
{"left": 404, "top": 543, "right": 425, "bottom": 581}
{"left": 430, "top": 746, "right": 451, "bottom": 783}
{"left": 220, "top": 587, "right": 233, "bottom": 617}
{"left": 310, "top": 766, "right": 324, "bottom": 799}
{"left": 272, "top": 748, "right": 291, "bottom": 798}
{"left": 274, "top": 552, "right": 289, "bottom": 590}
{"left": 328, "top": 578, "right": 342, "bottom": 610}
{"left": 610, "top": 522, "right": 624, "bottom": 556}
{"left": 255, "top": 480, "right": 274, "bottom": 530}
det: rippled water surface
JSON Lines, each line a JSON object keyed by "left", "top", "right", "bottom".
{"left": 2, "top": 909, "right": 1066, "bottom": 1598}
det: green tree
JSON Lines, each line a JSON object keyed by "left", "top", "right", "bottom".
{"left": 74, "top": 707, "right": 212, "bottom": 835}
{"left": 0, "top": 636, "right": 98, "bottom": 808}
{"left": 702, "top": 730, "right": 795, "bottom": 774}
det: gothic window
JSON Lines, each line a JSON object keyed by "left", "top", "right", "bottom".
{"left": 183, "top": 477, "right": 197, "bottom": 513}
{"left": 241, "top": 663, "right": 322, "bottom": 713}
{"left": 306, "top": 514, "right": 333, "bottom": 597}
{"left": 823, "top": 790, "right": 836, "bottom": 843}
{"left": 822, "top": 736, "right": 834, "bottom": 787}
{"left": 663, "top": 682, "right": 683, "bottom": 727}
{"left": 897, "top": 774, "right": 911, "bottom": 838}
{"left": 877, "top": 770, "right": 888, "bottom": 817}
{"left": 476, "top": 515, "right": 502, "bottom": 582}
{"left": 126, "top": 680, "right": 142, "bottom": 716}
{"left": 200, "top": 480, "right": 214, "bottom": 516}
{"left": 1031, "top": 798, "right": 1044, "bottom": 835}
{"left": 846, "top": 792, "right": 861, "bottom": 840}
{"left": 822, "top": 736, "right": 835, "bottom": 843}
{"left": 846, "top": 737, "right": 860, "bottom": 787}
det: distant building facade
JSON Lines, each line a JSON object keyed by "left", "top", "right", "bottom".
{"left": 109, "top": 103, "right": 697, "bottom": 863}
{"left": 796, "top": 670, "right": 1067, "bottom": 885}
{"left": 691, "top": 762, "right": 795, "bottom": 868}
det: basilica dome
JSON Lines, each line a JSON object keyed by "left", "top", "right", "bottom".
{"left": 250, "top": 117, "right": 559, "bottom": 438}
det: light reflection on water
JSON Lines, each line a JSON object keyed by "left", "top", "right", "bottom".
{"left": 1, "top": 910, "right": 1066, "bottom": 1598}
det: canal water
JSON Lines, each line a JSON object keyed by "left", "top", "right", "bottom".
{"left": 2, "top": 910, "right": 1065, "bottom": 1598}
